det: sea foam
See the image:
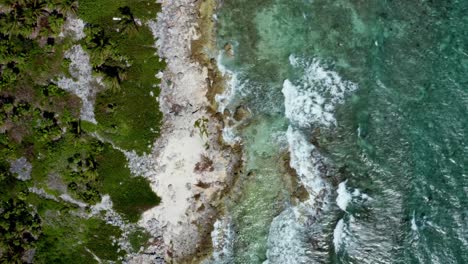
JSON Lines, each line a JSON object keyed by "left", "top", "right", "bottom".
{"left": 333, "top": 218, "right": 346, "bottom": 252}
{"left": 333, "top": 181, "right": 374, "bottom": 256}
{"left": 336, "top": 181, "right": 352, "bottom": 211}
{"left": 205, "top": 217, "right": 234, "bottom": 264}
{"left": 265, "top": 56, "right": 358, "bottom": 263}
{"left": 286, "top": 127, "right": 327, "bottom": 196}
{"left": 283, "top": 55, "right": 357, "bottom": 128}
{"left": 215, "top": 52, "right": 248, "bottom": 146}
{"left": 333, "top": 181, "right": 353, "bottom": 255}
{"left": 215, "top": 52, "right": 247, "bottom": 113}
{"left": 265, "top": 126, "right": 329, "bottom": 263}
{"left": 264, "top": 205, "right": 313, "bottom": 264}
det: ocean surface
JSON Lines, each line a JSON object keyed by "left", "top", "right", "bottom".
{"left": 209, "top": 0, "right": 468, "bottom": 263}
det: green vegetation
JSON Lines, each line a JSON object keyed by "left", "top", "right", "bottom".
{"left": 0, "top": 197, "right": 42, "bottom": 263}
{"left": 0, "top": 167, "right": 41, "bottom": 263}
{"left": 97, "top": 144, "right": 160, "bottom": 222}
{"left": 93, "top": 24, "right": 164, "bottom": 153}
{"left": 0, "top": 0, "right": 164, "bottom": 262}
{"left": 78, "top": 0, "right": 160, "bottom": 25}
{"left": 194, "top": 117, "right": 209, "bottom": 139}
{"left": 78, "top": 0, "right": 165, "bottom": 154}
{"left": 128, "top": 227, "right": 151, "bottom": 252}
{"left": 34, "top": 215, "right": 124, "bottom": 263}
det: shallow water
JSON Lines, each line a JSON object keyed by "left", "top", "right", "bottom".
{"left": 211, "top": 0, "right": 468, "bottom": 263}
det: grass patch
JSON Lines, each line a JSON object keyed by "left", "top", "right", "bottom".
{"left": 92, "top": 24, "right": 164, "bottom": 154}
{"left": 78, "top": 0, "right": 160, "bottom": 25}
{"left": 79, "top": 1, "right": 165, "bottom": 154}
{"left": 84, "top": 218, "right": 124, "bottom": 261}
{"left": 97, "top": 144, "right": 160, "bottom": 222}
{"left": 30, "top": 132, "right": 104, "bottom": 203}
{"left": 128, "top": 227, "right": 151, "bottom": 252}
{"left": 26, "top": 193, "right": 70, "bottom": 217}
{"left": 34, "top": 215, "right": 124, "bottom": 263}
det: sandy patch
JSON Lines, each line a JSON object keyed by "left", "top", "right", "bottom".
{"left": 131, "top": 0, "right": 233, "bottom": 262}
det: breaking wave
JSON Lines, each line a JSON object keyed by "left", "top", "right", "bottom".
{"left": 283, "top": 55, "right": 357, "bottom": 128}
{"left": 265, "top": 55, "right": 358, "bottom": 263}
{"left": 204, "top": 217, "right": 235, "bottom": 264}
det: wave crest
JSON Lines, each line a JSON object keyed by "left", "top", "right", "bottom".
{"left": 283, "top": 55, "right": 357, "bottom": 128}
{"left": 265, "top": 55, "right": 358, "bottom": 263}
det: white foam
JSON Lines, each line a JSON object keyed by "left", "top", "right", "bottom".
{"left": 264, "top": 205, "right": 313, "bottom": 264}
{"left": 336, "top": 181, "right": 352, "bottom": 211}
{"left": 265, "top": 55, "right": 358, "bottom": 263}
{"left": 282, "top": 55, "right": 357, "bottom": 128}
{"left": 411, "top": 211, "right": 418, "bottom": 231}
{"left": 361, "top": 193, "right": 371, "bottom": 200}
{"left": 336, "top": 181, "right": 372, "bottom": 213}
{"left": 265, "top": 120, "right": 330, "bottom": 263}
{"left": 283, "top": 80, "right": 334, "bottom": 127}
{"left": 215, "top": 52, "right": 249, "bottom": 147}
{"left": 215, "top": 53, "right": 247, "bottom": 113}
{"left": 265, "top": 128, "right": 328, "bottom": 263}
{"left": 204, "top": 217, "right": 234, "bottom": 264}
{"left": 333, "top": 218, "right": 346, "bottom": 252}
{"left": 353, "top": 189, "right": 360, "bottom": 196}
{"left": 286, "top": 127, "right": 326, "bottom": 196}
{"left": 216, "top": 52, "right": 229, "bottom": 76}
{"left": 222, "top": 126, "right": 241, "bottom": 145}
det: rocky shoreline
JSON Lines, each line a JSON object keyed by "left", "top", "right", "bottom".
{"left": 131, "top": 0, "right": 239, "bottom": 263}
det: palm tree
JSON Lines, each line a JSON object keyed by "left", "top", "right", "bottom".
{"left": 90, "top": 44, "right": 113, "bottom": 67}
{"left": 1, "top": 0, "right": 19, "bottom": 8}
{"left": 101, "top": 74, "right": 119, "bottom": 93}
{"left": 102, "top": 65, "right": 128, "bottom": 93}
{"left": 117, "top": 6, "right": 139, "bottom": 34}
{"left": 0, "top": 63, "right": 19, "bottom": 87}
{"left": 26, "top": 0, "right": 48, "bottom": 19}
{"left": 85, "top": 27, "right": 119, "bottom": 67}
{"left": 5, "top": 12, "right": 22, "bottom": 37}
{"left": 52, "top": 0, "right": 78, "bottom": 15}
{"left": 2, "top": 0, "right": 27, "bottom": 8}
{"left": 0, "top": 43, "right": 9, "bottom": 63}
{"left": 47, "top": 12, "right": 64, "bottom": 35}
{"left": 0, "top": 5, "right": 35, "bottom": 38}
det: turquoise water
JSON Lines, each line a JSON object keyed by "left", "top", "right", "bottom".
{"left": 212, "top": 0, "right": 468, "bottom": 263}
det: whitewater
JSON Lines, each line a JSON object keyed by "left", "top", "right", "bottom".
{"left": 205, "top": 0, "right": 468, "bottom": 263}
{"left": 207, "top": 51, "right": 358, "bottom": 263}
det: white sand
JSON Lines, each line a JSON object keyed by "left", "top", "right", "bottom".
{"left": 132, "top": 0, "right": 231, "bottom": 262}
